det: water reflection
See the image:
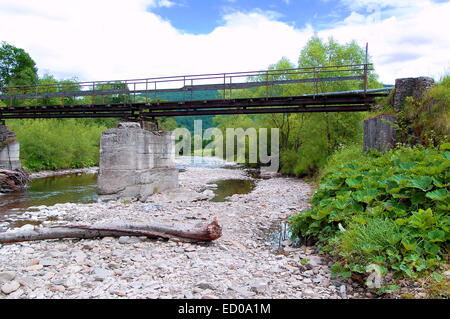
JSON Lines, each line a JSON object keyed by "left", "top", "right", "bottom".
{"left": 0, "top": 173, "right": 97, "bottom": 216}
{"left": 210, "top": 179, "right": 255, "bottom": 202}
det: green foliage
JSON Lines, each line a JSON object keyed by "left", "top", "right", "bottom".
{"left": 288, "top": 145, "right": 450, "bottom": 279}
{"left": 0, "top": 42, "right": 38, "bottom": 89}
{"left": 7, "top": 119, "right": 107, "bottom": 171}
{"left": 374, "top": 74, "right": 449, "bottom": 148}
{"left": 213, "top": 36, "right": 382, "bottom": 175}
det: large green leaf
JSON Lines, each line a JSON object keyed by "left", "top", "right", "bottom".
{"left": 345, "top": 176, "right": 364, "bottom": 188}
{"left": 427, "top": 230, "right": 445, "bottom": 242}
{"left": 408, "top": 176, "right": 433, "bottom": 191}
{"left": 425, "top": 189, "right": 448, "bottom": 201}
{"left": 398, "top": 161, "right": 416, "bottom": 170}
{"left": 401, "top": 239, "right": 418, "bottom": 251}
{"left": 353, "top": 189, "right": 380, "bottom": 203}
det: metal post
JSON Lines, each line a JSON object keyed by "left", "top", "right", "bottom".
{"left": 230, "top": 77, "right": 232, "bottom": 100}
{"left": 223, "top": 74, "right": 226, "bottom": 100}
{"left": 364, "top": 42, "right": 368, "bottom": 95}
{"left": 123, "top": 81, "right": 127, "bottom": 106}
{"left": 183, "top": 76, "right": 186, "bottom": 102}
{"left": 145, "top": 80, "right": 148, "bottom": 104}
{"left": 92, "top": 82, "right": 95, "bottom": 106}
{"left": 101, "top": 84, "right": 104, "bottom": 104}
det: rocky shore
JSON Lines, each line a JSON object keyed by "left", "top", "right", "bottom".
{"left": 0, "top": 164, "right": 372, "bottom": 299}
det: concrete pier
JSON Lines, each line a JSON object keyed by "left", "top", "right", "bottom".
{"left": 0, "top": 124, "right": 21, "bottom": 170}
{"left": 363, "top": 76, "right": 435, "bottom": 152}
{"left": 97, "top": 122, "right": 178, "bottom": 201}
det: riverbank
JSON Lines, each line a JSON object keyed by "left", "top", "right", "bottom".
{"left": 0, "top": 163, "right": 365, "bottom": 299}
{"left": 29, "top": 167, "right": 99, "bottom": 180}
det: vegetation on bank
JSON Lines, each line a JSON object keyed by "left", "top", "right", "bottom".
{"left": 212, "top": 36, "right": 382, "bottom": 175}
{"left": 288, "top": 75, "right": 449, "bottom": 297}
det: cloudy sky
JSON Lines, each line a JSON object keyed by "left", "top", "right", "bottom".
{"left": 0, "top": 0, "right": 449, "bottom": 84}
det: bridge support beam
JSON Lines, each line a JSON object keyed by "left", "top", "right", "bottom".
{"left": 0, "top": 123, "right": 21, "bottom": 170}
{"left": 97, "top": 122, "right": 178, "bottom": 202}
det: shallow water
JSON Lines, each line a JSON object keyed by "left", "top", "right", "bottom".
{"left": 0, "top": 156, "right": 246, "bottom": 217}
{"left": 0, "top": 173, "right": 98, "bottom": 217}
{"left": 210, "top": 179, "right": 256, "bottom": 202}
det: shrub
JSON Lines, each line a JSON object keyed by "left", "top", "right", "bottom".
{"left": 288, "top": 144, "right": 450, "bottom": 279}
{"left": 7, "top": 119, "right": 107, "bottom": 171}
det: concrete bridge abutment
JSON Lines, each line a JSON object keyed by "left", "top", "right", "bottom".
{"left": 0, "top": 123, "right": 21, "bottom": 170}
{"left": 97, "top": 122, "right": 178, "bottom": 202}
{"left": 363, "top": 76, "right": 435, "bottom": 152}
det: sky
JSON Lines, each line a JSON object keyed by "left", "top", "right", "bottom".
{"left": 0, "top": 0, "right": 449, "bottom": 84}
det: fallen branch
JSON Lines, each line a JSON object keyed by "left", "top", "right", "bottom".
{"left": 0, "top": 218, "right": 222, "bottom": 244}
{"left": 0, "top": 168, "right": 30, "bottom": 192}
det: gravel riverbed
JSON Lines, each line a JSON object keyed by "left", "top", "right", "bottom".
{"left": 0, "top": 164, "right": 371, "bottom": 299}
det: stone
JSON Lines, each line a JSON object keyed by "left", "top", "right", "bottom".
{"left": 1, "top": 280, "right": 20, "bottom": 294}
{"left": 303, "top": 288, "right": 315, "bottom": 297}
{"left": 393, "top": 77, "right": 435, "bottom": 111}
{"left": 39, "top": 258, "right": 58, "bottom": 267}
{"left": 202, "top": 294, "right": 219, "bottom": 299}
{"left": 26, "top": 264, "right": 44, "bottom": 271}
{"left": 93, "top": 268, "right": 113, "bottom": 281}
{"left": 0, "top": 271, "right": 15, "bottom": 283}
{"left": 196, "top": 282, "right": 216, "bottom": 290}
{"left": 249, "top": 280, "right": 268, "bottom": 293}
{"left": 340, "top": 285, "right": 347, "bottom": 299}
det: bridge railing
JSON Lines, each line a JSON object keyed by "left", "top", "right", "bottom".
{"left": 0, "top": 63, "right": 373, "bottom": 108}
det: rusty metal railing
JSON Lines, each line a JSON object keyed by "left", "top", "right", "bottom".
{"left": 0, "top": 63, "right": 373, "bottom": 108}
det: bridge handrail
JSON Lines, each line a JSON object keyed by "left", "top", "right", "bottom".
{"left": 0, "top": 63, "right": 373, "bottom": 91}
{"left": 0, "top": 63, "right": 374, "bottom": 107}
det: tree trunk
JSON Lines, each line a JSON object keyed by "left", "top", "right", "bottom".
{"left": 0, "top": 218, "right": 222, "bottom": 244}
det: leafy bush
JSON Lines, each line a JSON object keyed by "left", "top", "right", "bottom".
{"left": 7, "top": 119, "right": 107, "bottom": 171}
{"left": 288, "top": 144, "right": 450, "bottom": 279}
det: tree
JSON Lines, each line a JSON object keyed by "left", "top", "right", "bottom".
{"left": 213, "top": 36, "right": 383, "bottom": 176}
{"left": 0, "top": 42, "right": 38, "bottom": 90}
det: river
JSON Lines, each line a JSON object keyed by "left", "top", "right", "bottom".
{"left": 0, "top": 156, "right": 255, "bottom": 219}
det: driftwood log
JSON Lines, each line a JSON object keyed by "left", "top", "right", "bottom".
{"left": 0, "top": 218, "right": 222, "bottom": 244}
{"left": 0, "top": 168, "right": 30, "bottom": 192}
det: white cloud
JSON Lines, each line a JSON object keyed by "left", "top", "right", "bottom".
{"left": 0, "top": 0, "right": 311, "bottom": 82}
{"left": 319, "top": 1, "right": 450, "bottom": 83}
{"left": 150, "top": 0, "right": 178, "bottom": 8}
{"left": 339, "top": 0, "right": 432, "bottom": 11}
{"left": 0, "top": 0, "right": 448, "bottom": 85}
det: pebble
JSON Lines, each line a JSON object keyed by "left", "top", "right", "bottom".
{"left": 0, "top": 271, "right": 16, "bottom": 282}
{"left": 1, "top": 280, "right": 20, "bottom": 294}
{"left": 0, "top": 163, "right": 359, "bottom": 299}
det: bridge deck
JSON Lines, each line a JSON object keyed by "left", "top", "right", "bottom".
{"left": 0, "top": 63, "right": 392, "bottom": 120}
